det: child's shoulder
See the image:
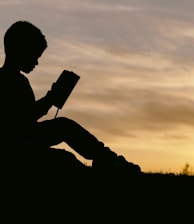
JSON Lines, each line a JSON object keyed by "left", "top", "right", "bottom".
{"left": 0, "top": 70, "right": 30, "bottom": 86}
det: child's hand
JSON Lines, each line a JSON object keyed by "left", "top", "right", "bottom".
{"left": 45, "top": 85, "right": 56, "bottom": 106}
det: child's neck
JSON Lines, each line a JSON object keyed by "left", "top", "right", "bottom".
{"left": 1, "top": 57, "right": 20, "bottom": 75}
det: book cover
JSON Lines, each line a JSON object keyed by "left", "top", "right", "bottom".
{"left": 51, "top": 70, "right": 80, "bottom": 109}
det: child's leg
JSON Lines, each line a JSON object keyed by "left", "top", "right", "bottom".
{"left": 33, "top": 117, "right": 141, "bottom": 174}
{"left": 34, "top": 117, "right": 117, "bottom": 160}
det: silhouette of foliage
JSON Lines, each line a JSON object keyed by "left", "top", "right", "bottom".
{"left": 180, "top": 163, "right": 194, "bottom": 176}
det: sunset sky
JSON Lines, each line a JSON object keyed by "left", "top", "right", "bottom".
{"left": 0, "top": 0, "right": 194, "bottom": 173}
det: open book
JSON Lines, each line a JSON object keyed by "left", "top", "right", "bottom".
{"left": 51, "top": 70, "right": 80, "bottom": 110}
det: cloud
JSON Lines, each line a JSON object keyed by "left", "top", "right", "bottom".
{"left": 28, "top": 35, "right": 194, "bottom": 143}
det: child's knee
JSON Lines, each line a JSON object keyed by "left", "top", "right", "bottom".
{"left": 55, "top": 117, "right": 77, "bottom": 128}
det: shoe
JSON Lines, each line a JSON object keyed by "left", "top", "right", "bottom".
{"left": 114, "top": 155, "right": 141, "bottom": 175}
{"left": 92, "top": 151, "right": 141, "bottom": 176}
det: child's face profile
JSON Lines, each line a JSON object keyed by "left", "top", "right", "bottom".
{"left": 19, "top": 48, "right": 44, "bottom": 74}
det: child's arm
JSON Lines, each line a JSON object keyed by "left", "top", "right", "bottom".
{"left": 34, "top": 91, "right": 53, "bottom": 120}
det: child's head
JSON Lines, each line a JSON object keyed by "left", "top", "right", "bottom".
{"left": 4, "top": 21, "right": 47, "bottom": 73}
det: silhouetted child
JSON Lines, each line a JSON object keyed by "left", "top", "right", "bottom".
{"left": 0, "top": 21, "right": 141, "bottom": 175}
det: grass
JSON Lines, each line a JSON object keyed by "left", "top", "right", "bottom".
{"left": 146, "top": 163, "right": 194, "bottom": 176}
{"left": 2, "top": 148, "right": 193, "bottom": 222}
